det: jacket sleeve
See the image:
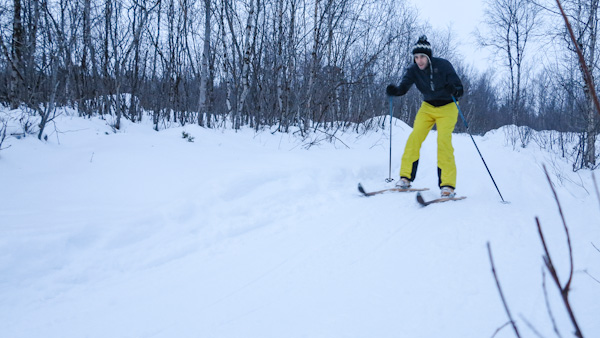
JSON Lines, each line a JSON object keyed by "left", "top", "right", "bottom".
{"left": 445, "top": 61, "right": 463, "bottom": 98}
{"left": 396, "top": 66, "right": 415, "bottom": 96}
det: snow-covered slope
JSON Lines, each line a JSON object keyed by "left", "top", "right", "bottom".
{"left": 1, "top": 110, "right": 599, "bottom": 338}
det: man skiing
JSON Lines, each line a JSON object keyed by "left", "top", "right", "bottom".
{"left": 386, "top": 35, "right": 463, "bottom": 198}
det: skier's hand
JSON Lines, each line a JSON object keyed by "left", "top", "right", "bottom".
{"left": 386, "top": 84, "right": 402, "bottom": 97}
{"left": 446, "top": 84, "right": 463, "bottom": 99}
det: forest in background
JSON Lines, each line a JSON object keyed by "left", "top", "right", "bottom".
{"left": 0, "top": 0, "right": 599, "bottom": 169}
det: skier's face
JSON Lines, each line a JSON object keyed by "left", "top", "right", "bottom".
{"left": 414, "top": 54, "right": 429, "bottom": 70}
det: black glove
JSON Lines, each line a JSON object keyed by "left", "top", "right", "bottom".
{"left": 446, "top": 83, "right": 463, "bottom": 98}
{"left": 386, "top": 84, "right": 402, "bottom": 97}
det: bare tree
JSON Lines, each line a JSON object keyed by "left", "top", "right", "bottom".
{"left": 217, "top": 0, "right": 240, "bottom": 125}
{"left": 304, "top": 0, "right": 321, "bottom": 134}
{"left": 5, "top": 0, "right": 40, "bottom": 109}
{"left": 0, "top": 0, "right": 492, "bottom": 139}
{"left": 477, "top": 0, "right": 541, "bottom": 129}
{"left": 559, "top": 0, "right": 600, "bottom": 168}
{"left": 529, "top": 0, "right": 600, "bottom": 168}
{"left": 81, "top": 0, "right": 99, "bottom": 116}
{"left": 198, "top": 0, "right": 213, "bottom": 127}
{"left": 9, "top": 0, "right": 24, "bottom": 109}
{"left": 231, "top": 0, "right": 256, "bottom": 129}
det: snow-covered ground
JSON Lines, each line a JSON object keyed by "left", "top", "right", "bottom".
{"left": 1, "top": 109, "right": 599, "bottom": 338}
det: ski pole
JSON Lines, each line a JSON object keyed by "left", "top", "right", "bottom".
{"left": 452, "top": 95, "right": 507, "bottom": 203}
{"left": 386, "top": 96, "right": 394, "bottom": 182}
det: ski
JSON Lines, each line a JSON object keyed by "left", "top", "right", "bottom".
{"left": 416, "top": 192, "right": 466, "bottom": 206}
{"left": 358, "top": 183, "right": 429, "bottom": 197}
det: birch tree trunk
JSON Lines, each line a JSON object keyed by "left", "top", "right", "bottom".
{"left": 286, "top": 0, "right": 297, "bottom": 132}
{"left": 128, "top": 1, "right": 143, "bottom": 122}
{"left": 236, "top": 0, "right": 255, "bottom": 130}
{"left": 112, "top": 0, "right": 121, "bottom": 130}
{"left": 584, "top": 0, "right": 598, "bottom": 167}
{"left": 198, "top": 0, "right": 212, "bottom": 127}
{"left": 275, "top": 0, "right": 285, "bottom": 131}
{"left": 102, "top": 0, "right": 112, "bottom": 117}
{"left": 10, "top": 0, "right": 24, "bottom": 109}
{"left": 218, "top": 0, "right": 233, "bottom": 124}
{"left": 305, "top": 0, "right": 320, "bottom": 134}
{"left": 82, "top": 0, "right": 98, "bottom": 115}
{"left": 152, "top": 0, "right": 162, "bottom": 130}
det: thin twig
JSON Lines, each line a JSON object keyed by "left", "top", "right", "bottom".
{"left": 313, "top": 128, "right": 351, "bottom": 149}
{"left": 487, "top": 242, "right": 522, "bottom": 338}
{"left": 520, "top": 314, "right": 546, "bottom": 338}
{"left": 538, "top": 164, "right": 584, "bottom": 338}
{"left": 593, "top": 172, "right": 600, "bottom": 214}
{"left": 542, "top": 268, "right": 564, "bottom": 338}
{"left": 535, "top": 217, "right": 585, "bottom": 338}
{"left": 490, "top": 322, "right": 511, "bottom": 338}
{"left": 542, "top": 164, "right": 574, "bottom": 290}
{"left": 583, "top": 270, "right": 600, "bottom": 284}
{"left": 536, "top": 217, "right": 561, "bottom": 286}
{"left": 525, "top": 0, "right": 562, "bottom": 16}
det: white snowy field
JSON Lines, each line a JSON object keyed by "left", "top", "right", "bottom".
{"left": 1, "top": 109, "right": 599, "bottom": 338}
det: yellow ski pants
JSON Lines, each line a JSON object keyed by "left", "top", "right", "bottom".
{"left": 400, "top": 101, "right": 458, "bottom": 189}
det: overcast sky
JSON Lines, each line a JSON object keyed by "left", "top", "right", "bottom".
{"left": 406, "top": 0, "right": 492, "bottom": 71}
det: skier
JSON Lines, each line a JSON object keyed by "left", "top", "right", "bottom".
{"left": 386, "top": 35, "right": 463, "bottom": 198}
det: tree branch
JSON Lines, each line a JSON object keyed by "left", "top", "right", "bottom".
{"left": 487, "top": 242, "right": 522, "bottom": 338}
{"left": 537, "top": 164, "right": 584, "bottom": 338}
{"left": 542, "top": 268, "right": 564, "bottom": 338}
{"left": 555, "top": 0, "right": 600, "bottom": 117}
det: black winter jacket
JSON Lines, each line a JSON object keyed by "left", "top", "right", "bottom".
{"left": 393, "top": 57, "right": 463, "bottom": 107}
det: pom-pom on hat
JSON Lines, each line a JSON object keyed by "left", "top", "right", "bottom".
{"left": 412, "top": 35, "right": 432, "bottom": 59}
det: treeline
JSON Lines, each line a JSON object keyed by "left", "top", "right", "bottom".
{"left": 0, "top": 0, "right": 598, "bottom": 168}
{"left": 0, "top": 0, "right": 506, "bottom": 132}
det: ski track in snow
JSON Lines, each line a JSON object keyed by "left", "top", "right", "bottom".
{"left": 0, "top": 110, "right": 599, "bottom": 338}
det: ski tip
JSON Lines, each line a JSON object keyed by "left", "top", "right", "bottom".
{"left": 357, "top": 183, "right": 367, "bottom": 195}
{"left": 416, "top": 192, "right": 426, "bottom": 206}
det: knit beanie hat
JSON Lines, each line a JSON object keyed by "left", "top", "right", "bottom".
{"left": 412, "top": 35, "right": 432, "bottom": 59}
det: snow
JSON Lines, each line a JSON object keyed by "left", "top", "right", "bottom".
{"left": 1, "top": 108, "right": 599, "bottom": 338}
